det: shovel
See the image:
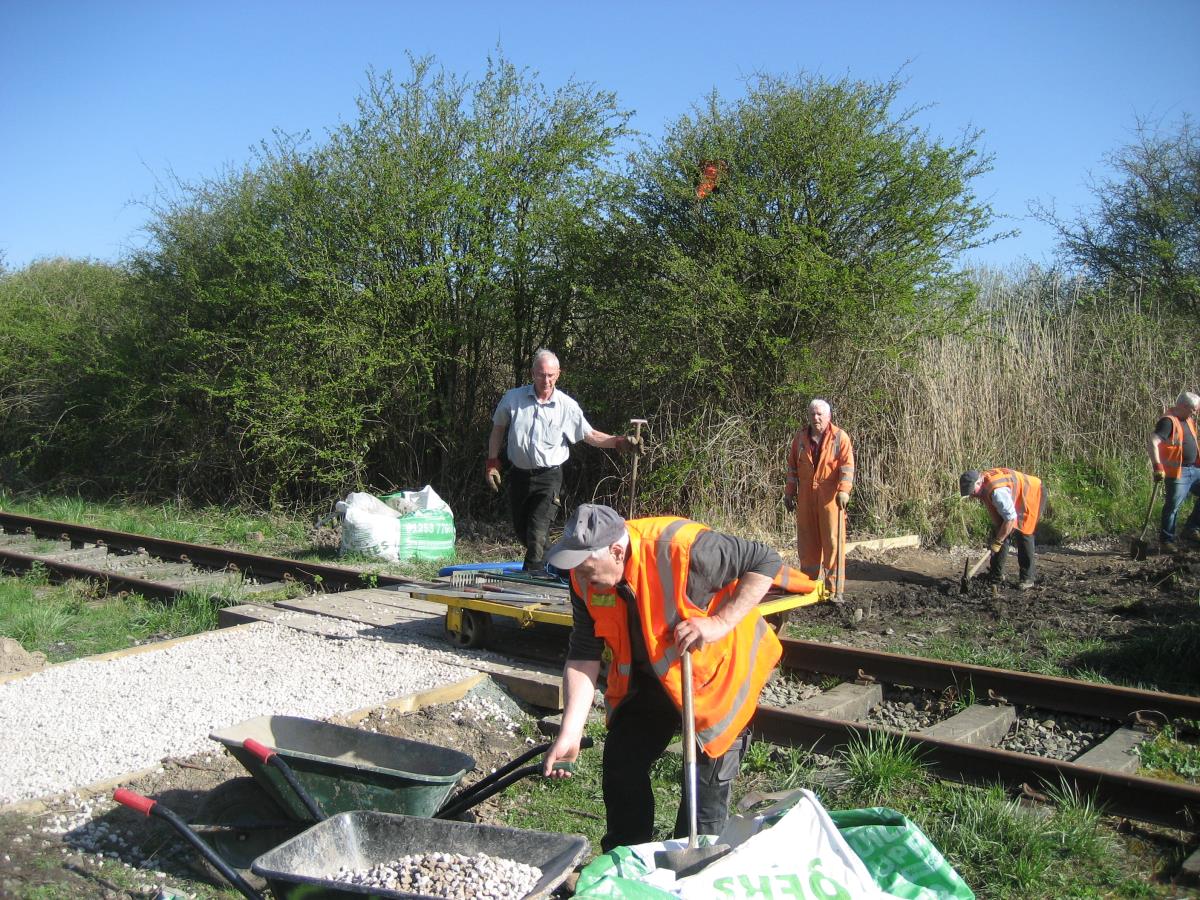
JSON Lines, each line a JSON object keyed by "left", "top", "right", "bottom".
{"left": 1130, "top": 480, "right": 1161, "bottom": 561}
{"left": 654, "top": 652, "right": 731, "bottom": 878}
{"left": 960, "top": 547, "right": 994, "bottom": 592}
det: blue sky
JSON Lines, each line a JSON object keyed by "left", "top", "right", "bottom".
{"left": 1, "top": 1, "right": 1197, "bottom": 271}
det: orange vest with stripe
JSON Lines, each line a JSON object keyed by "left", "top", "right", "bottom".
{"left": 980, "top": 468, "right": 1043, "bottom": 536}
{"left": 1160, "top": 415, "right": 1199, "bottom": 479}
{"left": 571, "top": 517, "right": 786, "bottom": 758}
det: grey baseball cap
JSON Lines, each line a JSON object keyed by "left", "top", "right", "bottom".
{"left": 546, "top": 504, "right": 627, "bottom": 569}
{"left": 959, "top": 470, "right": 982, "bottom": 497}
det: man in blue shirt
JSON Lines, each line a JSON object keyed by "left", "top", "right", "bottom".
{"left": 486, "top": 349, "right": 638, "bottom": 575}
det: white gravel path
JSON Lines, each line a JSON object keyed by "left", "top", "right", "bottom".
{"left": 0, "top": 622, "right": 473, "bottom": 804}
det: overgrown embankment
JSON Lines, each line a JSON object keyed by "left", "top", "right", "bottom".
{"left": 1, "top": 56, "right": 1195, "bottom": 542}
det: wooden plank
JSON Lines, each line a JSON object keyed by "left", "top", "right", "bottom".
{"left": 274, "top": 593, "right": 436, "bottom": 628}
{"left": 352, "top": 588, "right": 451, "bottom": 616}
{"left": 458, "top": 659, "right": 564, "bottom": 710}
{"left": 845, "top": 534, "right": 920, "bottom": 554}
{"left": 218, "top": 604, "right": 358, "bottom": 638}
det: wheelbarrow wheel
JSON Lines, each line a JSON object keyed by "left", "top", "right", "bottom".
{"left": 190, "top": 777, "right": 300, "bottom": 891}
{"left": 446, "top": 609, "right": 492, "bottom": 649}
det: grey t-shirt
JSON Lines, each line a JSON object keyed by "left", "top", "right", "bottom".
{"left": 1155, "top": 416, "right": 1198, "bottom": 468}
{"left": 566, "top": 529, "right": 782, "bottom": 667}
{"left": 492, "top": 386, "right": 592, "bottom": 470}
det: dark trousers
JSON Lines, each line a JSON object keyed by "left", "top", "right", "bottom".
{"left": 989, "top": 489, "right": 1046, "bottom": 583}
{"left": 600, "top": 672, "right": 749, "bottom": 853}
{"left": 989, "top": 530, "right": 1037, "bottom": 582}
{"left": 507, "top": 465, "right": 562, "bottom": 570}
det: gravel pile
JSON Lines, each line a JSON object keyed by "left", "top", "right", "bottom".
{"left": 333, "top": 851, "right": 542, "bottom": 899}
{"left": 0, "top": 623, "right": 473, "bottom": 804}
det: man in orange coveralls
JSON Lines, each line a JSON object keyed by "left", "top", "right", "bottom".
{"left": 784, "top": 398, "right": 855, "bottom": 597}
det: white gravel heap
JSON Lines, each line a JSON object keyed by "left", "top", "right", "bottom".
{"left": 0, "top": 622, "right": 473, "bottom": 805}
{"left": 334, "top": 851, "right": 542, "bottom": 899}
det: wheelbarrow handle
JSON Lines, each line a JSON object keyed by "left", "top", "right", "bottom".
{"left": 112, "top": 789, "right": 265, "bottom": 900}
{"left": 434, "top": 736, "right": 595, "bottom": 820}
{"left": 243, "top": 738, "right": 325, "bottom": 822}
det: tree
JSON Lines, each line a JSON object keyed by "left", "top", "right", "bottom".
{"left": 583, "top": 72, "right": 1004, "bottom": 418}
{"left": 1035, "top": 117, "right": 1199, "bottom": 314}
{"left": 127, "top": 55, "right": 631, "bottom": 502}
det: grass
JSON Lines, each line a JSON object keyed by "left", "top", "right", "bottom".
{"left": 1135, "top": 722, "right": 1200, "bottom": 783}
{"left": 0, "top": 570, "right": 225, "bottom": 662}
{"left": 495, "top": 726, "right": 1180, "bottom": 898}
{"left": 0, "top": 490, "right": 310, "bottom": 552}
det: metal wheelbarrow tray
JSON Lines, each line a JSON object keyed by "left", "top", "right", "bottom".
{"left": 252, "top": 810, "right": 589, "bottom": 900}
{"left": 210, "top": 715, "right": 475, "bottom": 822}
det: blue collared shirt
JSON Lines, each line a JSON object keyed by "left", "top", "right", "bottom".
{"left": 493, "top": 385, "right": 592, "bottom": 469}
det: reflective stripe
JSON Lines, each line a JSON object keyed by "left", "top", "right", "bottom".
{"left": 616, "top": 662, "right": 631, "bottom": 677}
{"left": 698, "top": 617, "right": 770, "bottom": 746}
{"left": 655, "top": 520, "right": 689, "bottom": 632}
{"left": 652, "top": 644, "right": 679, "bottom": 679}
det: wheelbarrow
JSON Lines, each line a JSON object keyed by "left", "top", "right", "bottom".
{"left": 252, "top": 810, "right": 588, "bottom": 899}
{"left": 114, "top": 714, "right": 591, "bottom": 897}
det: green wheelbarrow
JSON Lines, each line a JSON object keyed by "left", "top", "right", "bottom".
{"left": 115, "top": 714, "right": 590, "bottom": 897}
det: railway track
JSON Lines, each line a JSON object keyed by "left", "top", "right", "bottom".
{"left": 3, "top": 511, "right": 1197, "bottom": 840}
{"left": 0, "top": 510, "right": 412, "bottom": 601}
{"left": 762, "top": 638, "right": 1200, "bottom": 833}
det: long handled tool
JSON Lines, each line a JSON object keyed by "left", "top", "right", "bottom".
{"left": 628, "top": 418, "right": 648, "bottom": 519}
{"left": 835, "top": 505, "right": 847, "bottom": 602}
{"left": 960, "top": 546, "right": 994, "bottom": 592}
{"left": 654, "top": 652, "right": 731, "bottom": 877}
{"left": 1130, "top": 480, "right": 1161, "bottom": 561}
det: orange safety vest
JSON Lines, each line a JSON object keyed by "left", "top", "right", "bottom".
{"left": 571, "top": 517, "right": 792, "bottom": 757}
{"left": 1159, "top": 415, "right": 1199, "bottom": 479}
{"left": 786, "top": 424, "right": 855, "bottom": 497}
{"left": 980, "top": 468, "right": 1043, "bottom": 536}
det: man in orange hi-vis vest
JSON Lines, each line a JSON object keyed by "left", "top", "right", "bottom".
{"left": 960, "top": 467, "right": 1045, "bottom": 589}
{"left": 1148, "top": 391, "right": 1200, "bottom": 547}
{"left": 540, "top": 504, "right": 818, "bottom": 852}
{"left": 784, "top": 398, "right": 855, "bottom": 596}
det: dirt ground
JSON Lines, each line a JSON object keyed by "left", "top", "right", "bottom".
{"left": 2, "top": 537, "right": 1198, "bottom": 898}
{"left": 802, "top": 539, "right": 1200, "bottom": 697}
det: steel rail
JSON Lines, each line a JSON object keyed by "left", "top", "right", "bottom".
{"left": 0, "top": 547, "right": 192, "bottom": 601}
{"left": 780, "top": 637, "right": 1200, "bottom": 723}
{"left": 0, "top": 511, "right": 415, "bottom": 592}
{"left": 752, "top": 705, "right": 1200, "bottom": 831}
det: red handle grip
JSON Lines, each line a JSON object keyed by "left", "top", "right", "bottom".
{"left": 243, "top": 738, "right": 276, "bottom": 763}
{"left": 113, "top": 788, "right": 156, "bottom": 816}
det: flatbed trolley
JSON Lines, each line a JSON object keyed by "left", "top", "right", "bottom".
{"left": 415, "top": 568, "right": 826, "bottom": 649}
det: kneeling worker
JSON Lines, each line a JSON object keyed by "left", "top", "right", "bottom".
{"left": 960, "top": 467, "right": 1045, "bottom": 589}
{"left": 541, "top": 504, "right": 814, "bottom": 851}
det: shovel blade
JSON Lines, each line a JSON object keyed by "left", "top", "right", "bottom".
{"left": 653, "top": 842, "right": 732, "bottom": 878}
{"left": 1130, "top": 538, "right": 1149, "bottom": 561}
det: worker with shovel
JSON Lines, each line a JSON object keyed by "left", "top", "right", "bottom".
{"left": 784, "top": 398, "right": 855, "bottom": 599}
{"left": 1148, "top": 391, "right": 1200, "bottom": 550}
{"left": 486, "top": 349, "right": 641, "bottom": 577}
{"left": 959, "top": 468, "right": 1045, "bottom": 590}
{"left": 540, "top": 504, "right": 804, "bottom": 854}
